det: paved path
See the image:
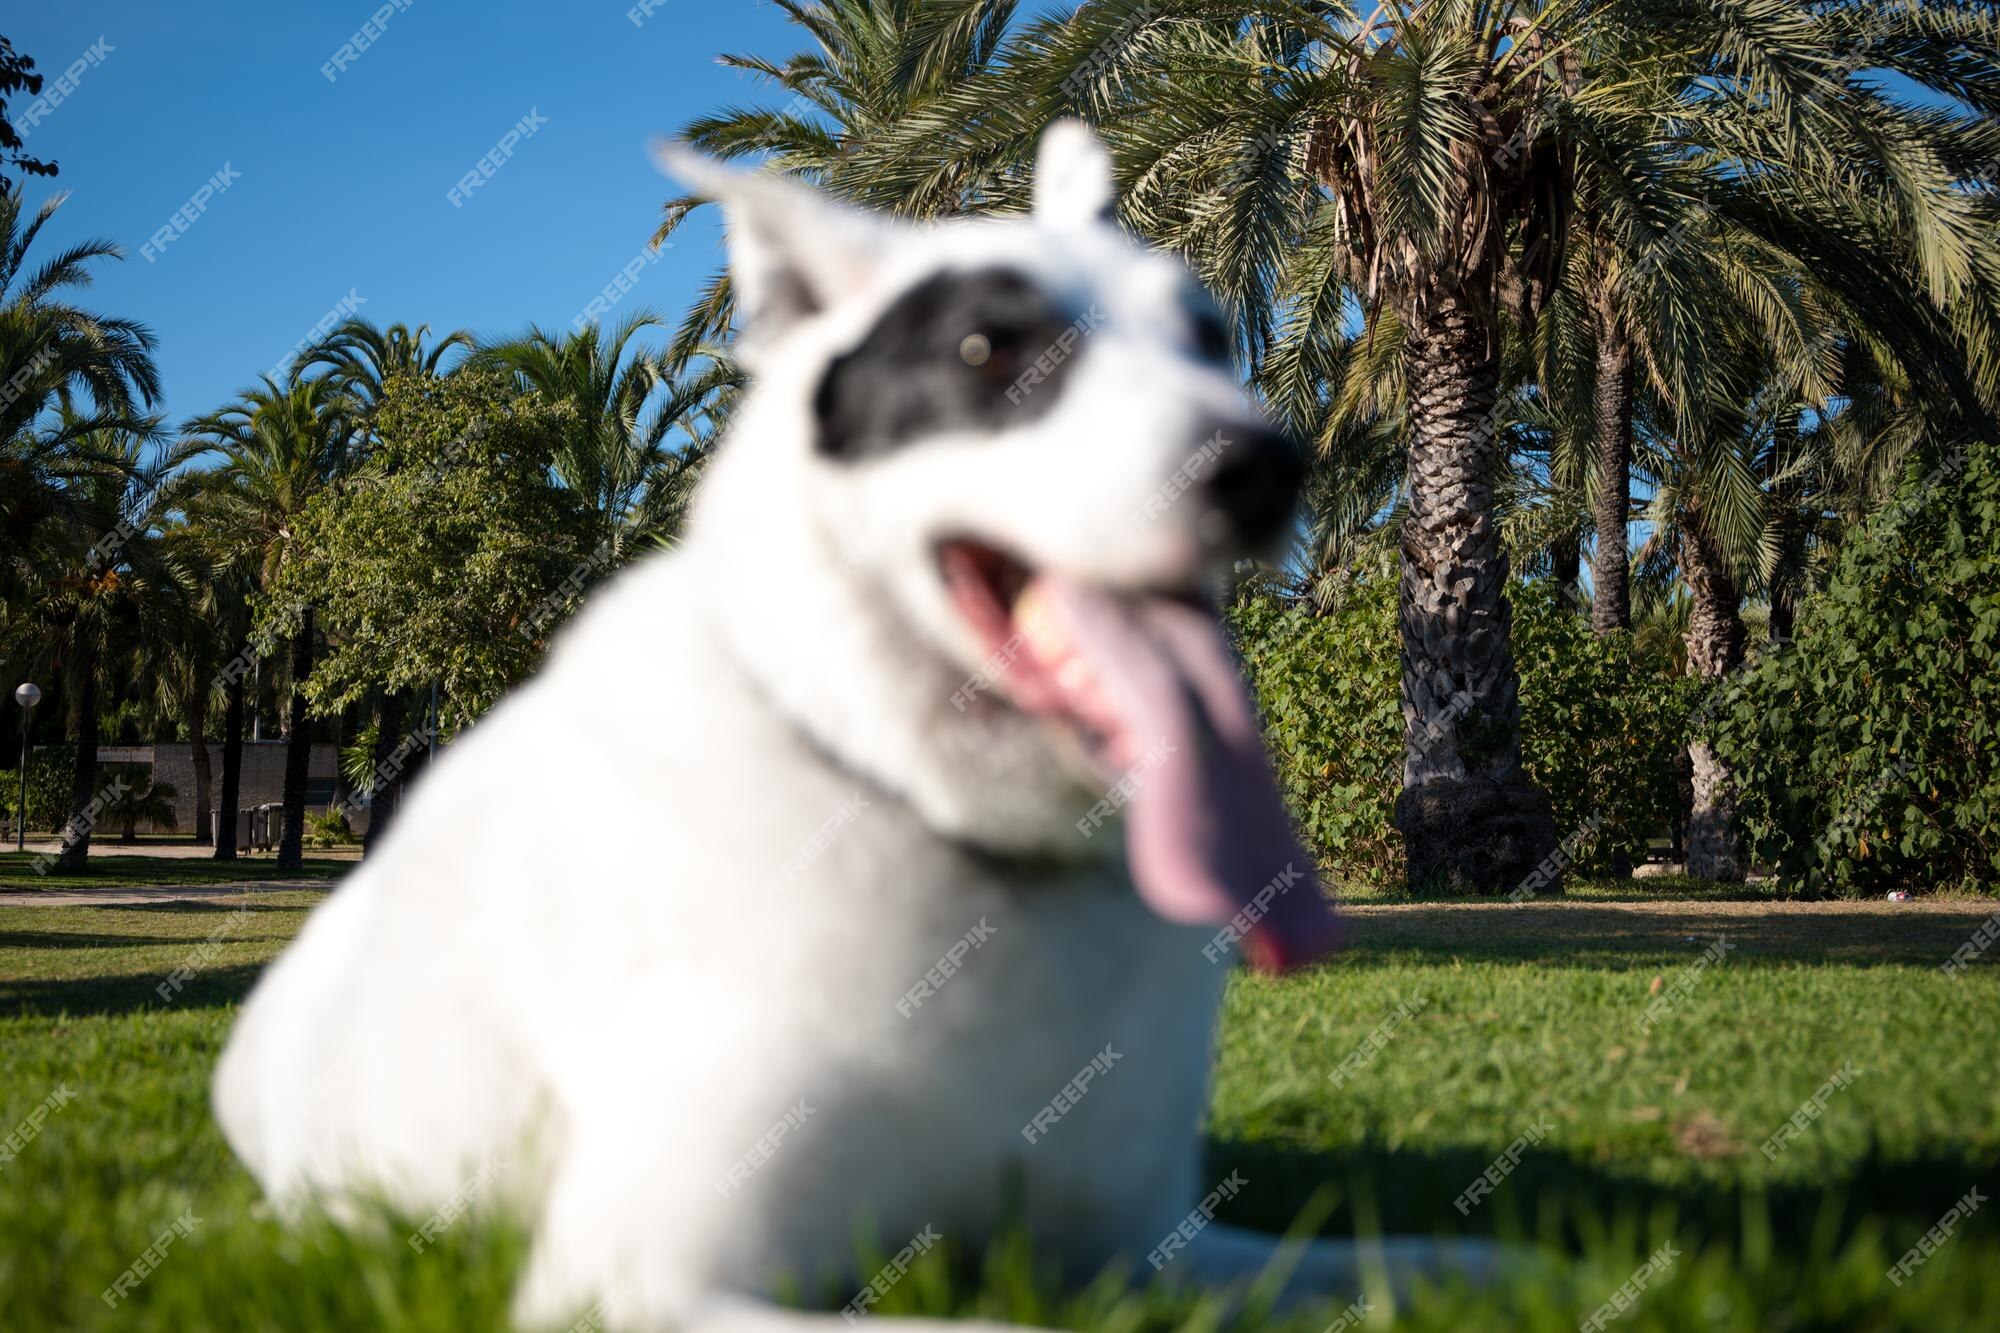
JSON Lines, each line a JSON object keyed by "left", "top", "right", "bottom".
{"left": 0, "top": 880, "right": 331, "bottom": 907}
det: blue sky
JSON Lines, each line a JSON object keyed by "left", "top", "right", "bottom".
{"left": 5, "top": 2, "right": 803, "bottom": 424}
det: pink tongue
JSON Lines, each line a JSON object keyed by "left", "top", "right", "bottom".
{"left": 1039, "top": 579, "right": 1341, "bottom": 972}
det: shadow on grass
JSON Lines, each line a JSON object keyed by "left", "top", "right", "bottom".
{"left": 1207, "top": 1135, "right": 2000, "bottom": 1253}
{"left": 1334, "top": 901, "right": 1994, "bottom": 968}
{"left": 0, "top": 929, "right": 296, "bottom": 951}
{"left": 0, "top": 961, "right": 269, "bottom": 1018}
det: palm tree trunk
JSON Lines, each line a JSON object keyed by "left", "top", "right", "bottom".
{"left": 1393, "top": 290, "right": 1559, "bottom": 893}
{"left": 1680, "top": 512, "right": 1748, "bottom": 882}
{"left": 361, "top": 687, "right": 407, "bottom": 855}
{"left": 214, "top": 655, "right": 244, "bottom": 861}
{"left": 276, "top": 608, "right": 314, "bottom": 870}
{"left": 1551, "top": 529, "right": 1581, "bottom": 608}
{"left": 54, "top": 649, "right": 99, "bottom": 873}
{"left": 1590, "top": 311, "right": 1633, "bottom": 633}
{"left": 186, "top": 694, "right": 212, "bottom": 845}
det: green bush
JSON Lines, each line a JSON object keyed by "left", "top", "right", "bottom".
{"left": 0, "top": 745, "right": 75, "bottom": 833}
{"left": 1712, "top": 442, "right": 2000, "bottom": 895}
{"left": 1231, "top": 580, "right": 1693, "bottom": 885}
{"left": 1511, "top": 581, "right": 1699, "bottom": 868}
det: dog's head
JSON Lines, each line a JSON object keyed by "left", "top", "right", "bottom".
{"left": 664, "top": 124, "right": 1337, "bottom": 970}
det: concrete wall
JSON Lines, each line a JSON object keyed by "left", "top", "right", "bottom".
{"left": 99, "top": 742, "right": 370, "bottom": 837}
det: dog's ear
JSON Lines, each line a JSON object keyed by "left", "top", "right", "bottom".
{"left": 652, "top": 141, "right": 890, "bottom": 351}
{"left": 1033, "top": 121, "right": 1115, "bottom": 228}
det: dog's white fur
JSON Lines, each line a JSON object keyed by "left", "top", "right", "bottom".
{"left": 214, "top": 125, "right": 1478, "bottom": 1332}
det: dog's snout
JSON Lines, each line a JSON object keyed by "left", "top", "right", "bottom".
{"left": 1197, "top": 420, "right": 1304, "bottom": 548}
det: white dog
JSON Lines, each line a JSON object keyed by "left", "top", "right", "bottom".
{"left": 215, "top": 124, "right": 1469, "bottom": 1332}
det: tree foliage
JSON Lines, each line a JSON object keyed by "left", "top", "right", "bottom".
{"left": 262, "top": 371, "right": 597, "bottom": 729}
{"left": 1714, "top": 440, "right": 2000, "bottom": 895}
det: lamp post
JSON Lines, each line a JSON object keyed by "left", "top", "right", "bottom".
{"left": 14, "top": 683, "right": 40, "bottom": 853}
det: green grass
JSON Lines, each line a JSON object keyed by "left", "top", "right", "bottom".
{"left": 0, "top": 849, "right": 351, "bottom": 891}
{"left": 2, "top": 884, "right": 1996, "bottom": 1330}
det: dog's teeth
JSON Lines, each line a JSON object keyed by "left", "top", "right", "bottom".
{"left": 1013, "top": 582, "right": 1067, "bottom": 661}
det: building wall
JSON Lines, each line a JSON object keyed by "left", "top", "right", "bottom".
{"left": 111, "top": 742, "right": 370, "bottom": 837}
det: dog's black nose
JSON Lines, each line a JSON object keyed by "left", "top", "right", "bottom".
{"left": 1196, "top": 420, "right": 1304, "bottom": 548}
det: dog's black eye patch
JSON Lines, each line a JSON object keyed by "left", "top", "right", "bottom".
{"left": 813, "top": 267, "right": 1083, "bottom": 461}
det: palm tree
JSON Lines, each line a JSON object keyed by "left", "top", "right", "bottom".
{"left": 5, "top": 426, "right": 193, "bottom": 871}
{"left": 0, "top": 189, "right": 161, "bottom": 595}
{"left": 101, "top": 768, "right": 177, "bottom": 842}
{"left": 182, "top": 377, "right": 356, "bottom": 869}
{"left": 473, "top": 313, "right": 737, "bottom": 553}
{"left": 303, "top": 317, "right": 473, "bottom": 419}
{"left": 655, "top": 0, "right": 1025, "bottom": 363}
{"left": 1036, "top": 0, "right": 1997, "bottom": 887}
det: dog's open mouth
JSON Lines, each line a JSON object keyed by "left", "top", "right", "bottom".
{"left": 938, "top": 539, "right": 1341, "bottom": 972}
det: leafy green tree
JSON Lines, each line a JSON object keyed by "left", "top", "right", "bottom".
{"left": 1715, "top": 441, "right": 2000, "bottom": 895}
{"left": 263, "top": 371, "right": 596, "bottom": 732}
{"left": 0, "top": 37, "right": 58, "bottom": 188}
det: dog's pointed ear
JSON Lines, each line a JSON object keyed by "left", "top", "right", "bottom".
{"left": 1033, "top": 121, "right": 1116, "bottom": 228}
{"left": 652, "top": 141, "right": 890, "bottom": 351}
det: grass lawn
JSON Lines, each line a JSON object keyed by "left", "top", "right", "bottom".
{"left": 0, "top": 849, "right": 352, "bottom": 892}
{"left": 1, "top": 882, "right": 1996, "bottom": 1330}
